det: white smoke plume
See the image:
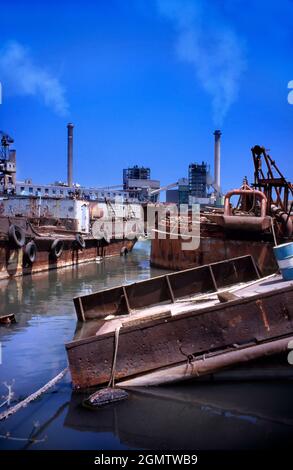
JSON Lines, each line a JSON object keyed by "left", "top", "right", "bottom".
{"left": 157, "top": 0, "right": 246, "bottom": 125}
{"left": 0, "top": 41, "right": 69, "bottom": 116}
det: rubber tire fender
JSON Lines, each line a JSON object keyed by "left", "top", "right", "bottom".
{"left": 51, "top": 239, "right": 64, "bottom": 258}
{"left": 8, "top": 224, "right": 25, "bottom": 248}
{"left": 75, "top": 233, "right": 86, "bottom": 249}
{"left": 25, "top": 241, "right": 37, "bottom": 263}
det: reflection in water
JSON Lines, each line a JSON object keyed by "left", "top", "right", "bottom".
{"left": 0, "top": 240, "right": 293, "bottom": 450}
{"left": 0, "top": 240, "right": 160, "bottom": 319}
{"left": 0, "top": 241, "right": 163, "bottom": 395}
{"left": 64, "top": 383, "right": 293, "bottom": 450}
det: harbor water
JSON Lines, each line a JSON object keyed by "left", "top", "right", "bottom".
{"left": 0, "top": 240, "right": 293, "bottom": 450}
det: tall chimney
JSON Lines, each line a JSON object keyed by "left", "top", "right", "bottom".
{"left": 67, "top": 123, "right": 74, "bottom": 187}
{"left": 213, "top": 129, "right": 221, "bottom": 194}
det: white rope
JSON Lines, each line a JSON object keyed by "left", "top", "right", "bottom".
{"left": 108, "top": 327, "right": 121, "bottom": 388}
{"left": 0, "top": 368, "right": 68, "bottom": 422}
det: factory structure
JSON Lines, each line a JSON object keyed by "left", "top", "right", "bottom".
{"left": 1, "top": 124, "right": 223, "bottom": 207}
{"left": 0, "top": 125, "right": 160, "bottom": 204}
{"left": 123, "top": 165, "right": 160, "bottom": 202}
{"left": 0, "top": 131, "right": 16, "bottom": 193}
{"left": 188, "top": 162, "right": 209, "bottom": 200}
{"left": 166, "top": 130, "right": 223, "bottom": 206}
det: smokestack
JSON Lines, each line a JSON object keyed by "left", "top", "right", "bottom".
{"left": 213, "top": 130, "right": 222, "bottom": 194}
{"left": 67, "top": 123, "right": 74, "bottom": 187}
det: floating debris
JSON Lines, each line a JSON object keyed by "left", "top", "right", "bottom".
{"left": 0, "top": 314, "right": 16, "bottom": 325}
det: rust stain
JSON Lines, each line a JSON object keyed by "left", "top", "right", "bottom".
{"left": 150, "top": 226, "right": 278, "bottom": 275}
{"left": 256, "top": 299, "right": 270, "bottom": 332}
{"left": 228, "top": 314, "right": 242, "bottom": 327}
{"left": 282, "top": 304, "right": 290, "bottom": 320}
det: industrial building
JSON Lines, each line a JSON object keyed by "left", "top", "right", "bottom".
{"left": 14, "top": 182, "right": 132, "bottom": 202}
{"left": 123, "top": 166, "right": 150, "bottom": 183}
{"left": 0, "top": 131, "right": 16, "bottom": 194}
{"left": 123, "top": 165, "right": 160, "bottom": 202}
{"left": 188, "top": 162, "right": 209, "bottom": 198}
{"left": 1, "top": 124, "right": 221, "bottom": 206}
{"left": 0, "top": 126, "right": 160, "bottom": 204}
{"left": 166, "top": 164, "right": 210, "bottom": 205}
{"left": 166, "top": 178, "right": 189, "bottom": 204}
{"left": 166, "top": 130, "right": 223, "bottom": 207}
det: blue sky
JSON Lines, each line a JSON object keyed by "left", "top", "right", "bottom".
{"left": 0, "top": 0, "right": 292, "bottom": 193}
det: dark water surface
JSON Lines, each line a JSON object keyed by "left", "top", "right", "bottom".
{"left": 0, "top": 240, "right": 293, "bottom": 450}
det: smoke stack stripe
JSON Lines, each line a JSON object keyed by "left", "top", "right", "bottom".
{"left": 67, "top": 123, "right": 74, "bottom": 187}
{"left": 214, "top": 130, "right": 221, "bottom": 194}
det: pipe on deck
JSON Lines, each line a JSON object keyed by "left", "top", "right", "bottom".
{"left": 224, "top": 189, "right": 268, "bottom": 218}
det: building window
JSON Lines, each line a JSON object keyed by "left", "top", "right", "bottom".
{"left": 52, "top": 190, "right": 56, "bottom": 195}
{"left": 29, "top": 187, "right": 33, "bottom": 193}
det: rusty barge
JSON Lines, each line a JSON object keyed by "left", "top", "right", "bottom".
{"left": 0, "top": 127, "right": 146, "bottom": 280}
{"left": 66, "top": 255, "right": 293, "bottom": 390}
{"left": 151, "top": 146, "right": 293, "bottom": 274}
{"left": 0, "top": 198, "right": 140, "bottom": 280}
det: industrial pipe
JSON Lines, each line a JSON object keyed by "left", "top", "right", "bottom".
{"left": 271, "top": 204, "right": 293, "bottom": 237}
{"left": 117, "top": 335, "right": 293, "bottom": 387}
{"left": 224, "top": 189, "right": 267, "bottom": 218}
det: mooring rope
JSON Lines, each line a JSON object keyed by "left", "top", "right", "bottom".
{"left": 271, "top": 217, "right": 278, "bottom": 247}
{"left": 108, "top": 327, "right": 121, "bottom": 388}
{"left": 0, "top": 368, "right": 68, "bottom": 422}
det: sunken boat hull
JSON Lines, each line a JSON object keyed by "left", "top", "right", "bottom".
{"left": 66, "top": 255, "right": 293, "bottom": 390}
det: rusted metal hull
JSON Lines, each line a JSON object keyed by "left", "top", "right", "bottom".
{"left": 0, "top": 216, "right": 136, "bottom": 280}
{"left": 118, "top": 336, "right": 293, "bottom": 387}
{"left": 66, "top": 272, "right": 293, "bottom": 390}
{"left": 150, "top": 219, "right": 279, "bottom": 275}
